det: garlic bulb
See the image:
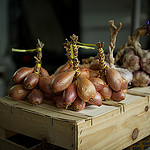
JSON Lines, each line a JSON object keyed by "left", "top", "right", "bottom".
{"left": 122, "top": 54, "right": 140, "bottom": 72}
{"left": 132, "top": 71, "right": 150, "bottom": 87}
{"left": 140, "top": 50, "right": 150, "bottom": 74}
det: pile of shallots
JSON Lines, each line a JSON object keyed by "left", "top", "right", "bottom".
{"left": 9, "top": 40, "right": 50, "bottom": 105}
{"left": 8, "top": 21, "right": 133, "bottom": 111}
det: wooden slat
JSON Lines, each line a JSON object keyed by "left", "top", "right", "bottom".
{"left": 127, "top": 86, "right": 150, "bottom": 101}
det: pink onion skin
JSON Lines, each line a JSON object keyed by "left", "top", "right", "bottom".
{"left": 121, "top": 78, "right": 128, "bottom": 90}
{"left": 89, "top": 69, "right": 99, "bottom": 78}
{"left": 72, "top": 97, "right": 86, "bottom": 111}
{"left": 62, "top": 81, "right": 77, "bottom": 108}
{"left": 40, "top": 67, "right": 49, "bottom": 77}
{"left": 13, "top": 67, "right": 34, "bottom": 84}
{"left": 54, "top": 62, "right": 70, "bottom": 75}
{"left": 89, "top": 77, "right": 105, "bottom": 92}
{"left": 106, "top": 67, "right": 122, "bottom": 91}
{"left": 111, "top": 89, "right": 127, "bottom": 102}
{"left": 77, "top": 77, "right": 97, "bottom": 102}
{"left": 28, "top": 89, "right": 43, "bottom": 105}
{"left": 9, "top": 84, "right": 30, "bottom": 101}
{"left": 87, "top": 91, "right": 103, "bottom": 106}
{"left": 38, "top": 76, "right": 53, "bottom": 94}
{"left": 23, "top": 73, "right": 39, "bottom": 90}
{"left": 90, "top": 59, "right": 100, "bottom": 70}
{"left": 51, "top": 70, "right": 75, "bottom": 93}
{"left": 140, "top": 51, "right": 150, "bottom": 74}
{"left": 55, "top": 95, "right": 64, "bottom": 108}
{"left": 132, "top": 71, "right": 150, "bottom": 87}
{"left": 100, "top": 84, "right": 112, "bottom": 100}
{"left": 79, "top": 67, "right": 90, "bottom": 79}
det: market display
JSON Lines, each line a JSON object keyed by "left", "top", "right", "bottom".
{"left": 8, "top": 20, "right": 150, "bottom": 111}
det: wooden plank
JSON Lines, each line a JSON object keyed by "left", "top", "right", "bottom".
{"left": 127, "top": 86, "right": 150, "bottom": 101}
{"left": 77, "top": 95, "right": 150, "bottom": 150}
{"left": 0, "top": 137, "right": 27, "bottom": 150}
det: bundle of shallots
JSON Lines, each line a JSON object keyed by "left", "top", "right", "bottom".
{"left": 9, "top": 40, "right": 50, "bottom": 105}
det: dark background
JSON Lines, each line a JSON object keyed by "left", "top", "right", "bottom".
{"left": 0, "top": 0, "right": 150, "bottom": 96}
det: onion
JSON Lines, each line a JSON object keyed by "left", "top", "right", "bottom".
{"left": 106, "top": 67, "right": 122, "bottom": 91}
{"left": 90, "top": 59, "right": 100, "bottom": 70}
{"left": 79, "top": 67, "right": 90, "bottom": 78}
{"left": 62, "top": 81, "right": 77, "bottom": 109}
{"left": 87, "top": 91, "right": 103, "bottom": 106}
{"left": 23, "top": 73, "right": 39, "bottom": 90}
{"left": 72, "top": 97, "right": 86, "bottom": 111}
{"left": 28, "top": 88, "right": 43, "bottom": 105}
{"left": 55, "top": 95, "right": 64, "bottom": 108}
{"left": 89, "top": 77, "right": 105, "bottom": 91}
{"left": 111, "top": 89, "right": 127, "bottom": 101}
{"left": 77, "top": 77, "right": 96, "bottom": 102}
{"left": 38, "top": 76, "right": 53, "bottom": 94}
{"left": 100, "top": 84, "right": 112, "bottom": 100}
{"left": 12, "top": 67, "right": 34, "bottom": 84}
{"left": 9, "top": 84, "right": 30, "bottom": 100}
{"left": 40, "top": 67, "right": 49, "bottom": 77}
{"left": 54, "top": 62, "right": 70, "bottom": 75}
{"left": 51, "top": 70, "right": 75, "bottom": 93}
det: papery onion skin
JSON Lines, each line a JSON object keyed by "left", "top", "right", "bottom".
{"left": 100, "top": 84, "right": 112, "bottom": 100}
{"left": 121, "top": 78, "right": 128, "bottom": 90}
{"left": 23, "top": 73, "right": 39, "bottom": 90}
{"left": 9, "top": 84, "right": 30, "bottom": 100}
{"left": 38, "top": 76, "right": 53, "bottom": 94}
{"left": 90, "top": 59, "right": 100, "bottom": 70}
{"left": 40, "top": 67, "right": 50, "bottom": 77}
{"left": 77, "top": 77, "right": 97, "bottom": 102}
{"left": 106, "top": 67, "right": 122, "bottom": 91}
{"left": 87, "top": 91, "right": 103, "bottom": 106}
{"left": 13, "top": 67, "right": 34, "bottom": 84}
{"left": 51, "top": 70, "right": 75, "bottom": 93}
{"left": 55, "top": 95, "right": 64, "bottom": 108}
{"left": 72, "top": 97, "right": 86, "bottom": 111}
{"left": 111, "top": 89, "right": 127, "bottom": 101}
{"left": 28, "top": 88, "right": 43, "bottom": 105}
{"left": 89, "top": 69, "right": 99, "bottom": 78}
{"left": 79, "top": 67, "right": 90, "bottom": 79}
{"left": 89, "top": 77, "right": 105, "bottom": 91}
{"left": 63, "top": 81, "right": 77, "bottom": 109}
{"left": 54, "top": 62, "right": 70, "bottom": 75}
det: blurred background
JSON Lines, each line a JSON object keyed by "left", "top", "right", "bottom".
{"left": 0, "top": 0, "right": 149, "bottom": 97}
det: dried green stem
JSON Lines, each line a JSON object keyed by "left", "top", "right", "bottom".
{"left": 34, "top": 39, "right": 44, "bottom": 75}
{"left": 96, "top": 41, "right": 106, "bottom": 75}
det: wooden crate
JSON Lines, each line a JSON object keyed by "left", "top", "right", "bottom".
{"left": 0, "top": 87, "right": 150, "bottom": 150}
